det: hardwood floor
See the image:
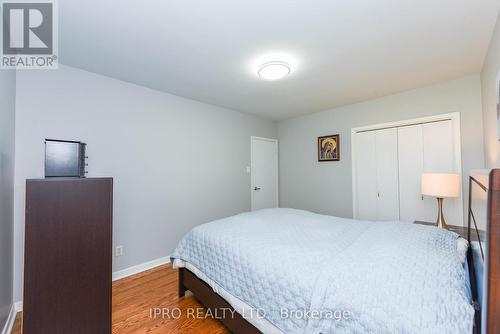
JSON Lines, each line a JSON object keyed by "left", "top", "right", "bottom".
{"left": 12, "top": 264, "right": 230, "bottom": 333}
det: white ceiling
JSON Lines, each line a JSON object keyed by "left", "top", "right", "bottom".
{"left": 60, "top": 0, "right": 500, "bottom": 120}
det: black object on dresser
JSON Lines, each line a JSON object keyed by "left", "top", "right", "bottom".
{"left": 23, "top": 178, "right": 113, "bottom": 334}
{"left": 45, "top": 139, "right": 87, "bottom": 178}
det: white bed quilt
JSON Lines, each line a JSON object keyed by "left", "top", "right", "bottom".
{"left": 171, "top": 208, "right": 473, "bottom": 334}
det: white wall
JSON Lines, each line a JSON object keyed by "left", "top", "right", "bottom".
{"left": 481, "top": 12, "right": 500, "bottom": 168}
{"left": 13, "top": 65, "right": 277, "bottom": 302}
{"left": 0, "top": 70, "right": 16, "bottom": 328}
{"left": 278, "top": 75, "right": 485, "bottom": 221}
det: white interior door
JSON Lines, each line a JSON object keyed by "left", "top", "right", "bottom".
{"left": 251, "top": 137, "right": 278, "bottom": 211}
{"left": 422, "top": 120, "right": 459, "bottom": 224}
{"left": 398, "top": 124, "right": 425, "bottom": 222}
{"left": 398, "top": 120, "right": 461, "bottom": 224}
{"left": 375, "top": 128, "right": 400, "bottom": 220}
{"left": 354, "top": 131, "right": 378, "bottom": 220}
{"left": 353, "top": 114, "right": 463, "bottom": 226}
{"left": 355, "top": 129, "right": 399, "bottom": 221}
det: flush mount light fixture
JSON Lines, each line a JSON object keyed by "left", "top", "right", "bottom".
{"left": 257, "top": 61, "right": 291, "bottom": 80}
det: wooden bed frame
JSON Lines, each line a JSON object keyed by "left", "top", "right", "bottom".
{"left": 178, "top": 268, "right": 262, "bottom": 334}
{"left": 486, "top": 169, "right": 500, "bottom": 333}
{"left": 178, "top": 169, "right": 500, "bottom": 334}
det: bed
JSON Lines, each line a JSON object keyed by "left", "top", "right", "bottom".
{"left": 171, "top": 170, "right": 500, "bottom": 334}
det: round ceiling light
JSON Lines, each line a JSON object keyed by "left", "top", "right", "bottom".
{"left": 257, "top": 61, "right": 291, "bottom": 80}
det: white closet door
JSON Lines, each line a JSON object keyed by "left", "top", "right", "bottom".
{"left": 422, "top": 120, "right": 459, "bottom": 224}
{"left": 422, "top": 121, "right": 454, "bottom": 172}
{"left": 354, "top": 115, "right": 462, "bottom": 226}
{"left": 355, "top": 131, "right": 378, "bottom": 220}
{"left": 375, "top": 128, "right": 400, "bottom": 220}
{"left": 398, "top": 125, "right": 425, "bottom": 222}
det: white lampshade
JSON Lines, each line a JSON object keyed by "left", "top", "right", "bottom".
{"left": 421, "top": 173, "right": 461, "bottom": 198}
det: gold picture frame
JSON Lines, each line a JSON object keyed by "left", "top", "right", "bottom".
{"left": 318, "top": 134, "right": 340, "bottom": 161}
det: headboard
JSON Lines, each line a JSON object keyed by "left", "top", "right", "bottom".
{"left": 486, "top": 169, "right": 500, "bottom": 333}
{"left": 469, "top": 169, "right": 500, "bottom": 334}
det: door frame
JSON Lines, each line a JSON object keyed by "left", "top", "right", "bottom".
{"left": 250, "top": 136, "right": 279, "bottom": 211}
{"left": 350, "top": 112, "right": 463, "bottom": 223}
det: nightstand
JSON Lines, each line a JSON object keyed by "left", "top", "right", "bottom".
{"left": 414, "top": 221, "right": 486, "bottom": 241}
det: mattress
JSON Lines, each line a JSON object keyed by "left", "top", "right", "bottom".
{"left": 171, "top": 208, "right": 474, "bottom": 334}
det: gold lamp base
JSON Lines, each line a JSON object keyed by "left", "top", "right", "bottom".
{"left": 436, "top": 197, "right": 448, "bottom": 230}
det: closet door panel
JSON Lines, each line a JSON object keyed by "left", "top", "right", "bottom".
{"left": 422, "top": 120, "right": 454, "bottom": 172}
{"left": 398, "top": 125, "right": 425, "bottom": 222}
{"left": 355, "top": 131, "right": 378, "bottom": 220}
{"left": 422, "top": 120, "right": 460, "bottom": 224}
{"left": 375, "top": 128, "right": 400, "bottom": 220}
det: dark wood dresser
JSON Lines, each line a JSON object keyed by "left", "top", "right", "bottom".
{"left": 23, "top": 178, "right": 113, "bottom": 334}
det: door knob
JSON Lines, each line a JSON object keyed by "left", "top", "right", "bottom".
{"left": 254, "top": 187, "right": 261, "bottom": 191}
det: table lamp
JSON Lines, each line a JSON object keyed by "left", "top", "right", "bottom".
{"left": 421, "top": 173, "right": 461, "bottom": 229}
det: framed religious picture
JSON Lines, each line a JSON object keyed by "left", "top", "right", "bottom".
{"left": 318, "top": 134, "right": 340, "bottom": 161}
